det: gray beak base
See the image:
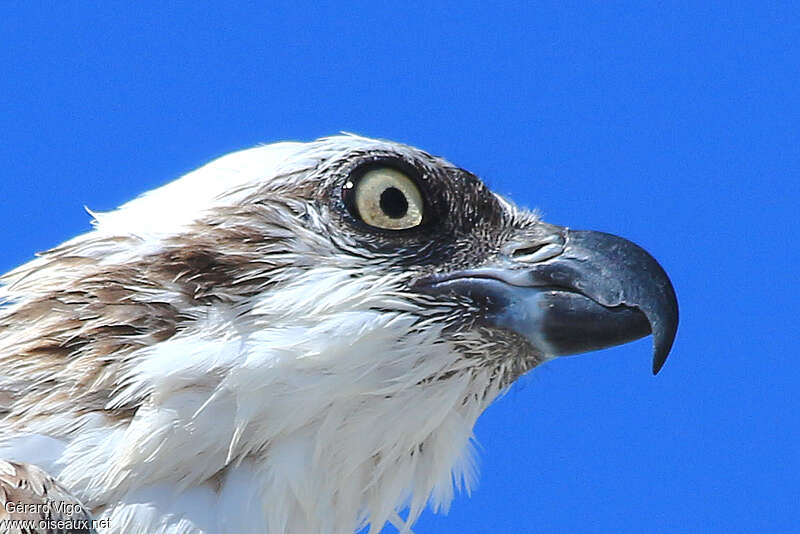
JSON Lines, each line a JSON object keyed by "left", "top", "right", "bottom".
{"left": 417, "top": 230, "right": 678, "bottom": 374}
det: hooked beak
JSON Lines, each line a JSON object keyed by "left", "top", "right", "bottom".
{"left": 416, "top": 230, "right": 678, "bottom": 374}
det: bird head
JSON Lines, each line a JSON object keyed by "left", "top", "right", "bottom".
{"left": 0, "top": 134, "right": 677, "bottom": 532}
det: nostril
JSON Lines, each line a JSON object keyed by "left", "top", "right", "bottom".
{"left": 509, "top": 242, "right": 564, "bottom": 263}
{"left": 512, "top": 244, "right": 546, "bottom": 257}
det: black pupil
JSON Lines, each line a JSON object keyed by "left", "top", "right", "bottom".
{"left": 379, "top": 187, "right": 409, "bottom": 219}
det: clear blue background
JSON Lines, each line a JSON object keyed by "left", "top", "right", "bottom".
{"left": 1, "top": 3, "right": 797, "bottom": 532}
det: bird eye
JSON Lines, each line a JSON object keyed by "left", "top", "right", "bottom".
{"left": 348, "top": 167, "right": 424, "bottom": 230}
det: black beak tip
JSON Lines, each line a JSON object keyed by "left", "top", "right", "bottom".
{"left": 652, "top": 337, "right": 673, "bottom": 375}
{"left": 565, "top": 230, "right": 679, "bottom": 376}
{"left": 650, "top": 281, "right": 679, "bottom": 375}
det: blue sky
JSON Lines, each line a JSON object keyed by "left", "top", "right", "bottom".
{"left": 1, "top": 3, "right": 797, "bottom": 532}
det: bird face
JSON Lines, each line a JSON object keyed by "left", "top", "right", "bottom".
{"left": 226, "top": 136, "right": 678, "bottom": 386}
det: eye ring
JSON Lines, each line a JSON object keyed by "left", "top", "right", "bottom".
{"left": 344, "top": 166, "right": 425, "bottom": 231}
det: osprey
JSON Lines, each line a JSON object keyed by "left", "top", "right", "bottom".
{"left": 0, "top": 135, "right": 678, "bottom": 534}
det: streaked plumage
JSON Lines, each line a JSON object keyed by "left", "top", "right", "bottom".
{"left": 0, "top": 460, "right": 95, "bottom": 533}
{"left": 0, "top": 135, "right": 677, "bottom": 533}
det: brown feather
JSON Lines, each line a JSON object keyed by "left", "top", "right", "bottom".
{"left": 0, "top": 460, "right": 95, "bottom": 533}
